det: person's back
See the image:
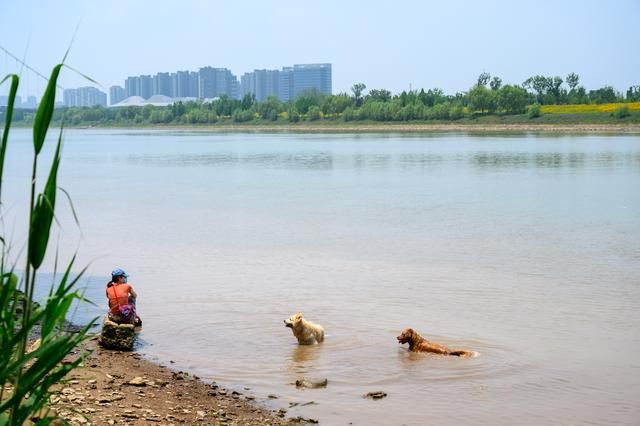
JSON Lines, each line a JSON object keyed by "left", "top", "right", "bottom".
{"left": 107, "top": 283, "right": 133, "bottom": 315}
{"left": 106, "top": 268, "right": 138, "bottom": 324}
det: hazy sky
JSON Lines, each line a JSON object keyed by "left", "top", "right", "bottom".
{"left": 1, "top": 0, "right": 639, "bottom": 99}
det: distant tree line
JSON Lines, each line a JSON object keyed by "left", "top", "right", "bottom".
{"left": 5, "top": 72, "right": 639, "bottom": 125}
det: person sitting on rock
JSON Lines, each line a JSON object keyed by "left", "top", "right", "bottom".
{"left": 106, "top": 268, "right": 140, "bottom": 326}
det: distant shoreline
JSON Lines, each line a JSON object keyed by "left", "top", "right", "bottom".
{"left": 57, "top": 122, "right": 640, "bottom": 134}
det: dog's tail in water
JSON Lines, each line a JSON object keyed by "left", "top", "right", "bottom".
{"left": 449, "top": 350, "right": 478, "bottom": 358}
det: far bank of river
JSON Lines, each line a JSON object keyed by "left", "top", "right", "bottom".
{"left": 70, "top": 122, "right": 640, "bottom": 134}
{"left": 12, "top": 120, "right": 640, "bottom": 134}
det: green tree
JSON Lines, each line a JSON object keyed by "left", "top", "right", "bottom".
{"left": 308, "top": 105, "right": 322, "bottom": 121}
{"left": 172, "top": 101, "right": 186, "bottom": 118}
{"left": 449, "top": 104, "right": 465, "bottom": 120}
{"left": 527, "top": 103, "right": 541, "bottom": 118}
{"left": 627, "top": 85, "right": 640, "bottom": 102}
{"left": 490, "top": 76, "right": 502, "bottom": 91}
{"left": 496, "top": 85, "right": 528, "bottom": 114}
{"left": 351, "top": 83, "right": 367, "bottom": 107}
{"left": 367, "top": 89, "right": 392, "bottom": 103}
{"left": 523, "top": 75, "right": 549, "bottom": 103}
{"left": 477, "top": 72, "right": 491, "bottom": 87}
{"left": 294, "top": 89, "right": 323, "bottom": 114}
{"left": 547, "top": 76, "right": 564, "bottom": 104}
{"left": 257, "top": 96, "right": 284, "bottom": 119}
{"left": 213, "top": 95, "right": 241, "bottom": 117}
{"left": 342, "top": 106, "right": 358, "bottom": 121}
{"left": 141, "top": 104, "right": 154, "bottom": 121}
{"left": 321, "top": 94, "right": 352, "bottom": 115}
{"left": 568, "top": 86, "right": 588, "bottom": 104}
{"left": 232, "top": 108, "right": 253, "bottom": 122}
{"left": 566, "top": 73, "right": 579, "bottom": 91}
{"left": 288, "top": 106, "right": 300, "bottom": 122}
{"left": 241, "top": 93, "right": 256, "bottom": 110}
{"left": 468, "top": 85, "right": 495, "bottom": 113}
{"left": 589, "top": 86, "right": 618, "bottom": 104}
{"left": 417, "top": 88, "right": 446, "bottom": 107}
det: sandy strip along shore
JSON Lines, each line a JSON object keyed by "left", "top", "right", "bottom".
{"left": 90, "top": 123, "right": 640, "bottom": 133}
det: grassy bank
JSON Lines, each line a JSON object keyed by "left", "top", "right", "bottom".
{"left": 7, "top": 105, "right": 640, "bottom": 133}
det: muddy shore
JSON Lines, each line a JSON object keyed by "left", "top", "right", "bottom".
{"left": 47, "top": 337, "right": 315, "bottom": 425}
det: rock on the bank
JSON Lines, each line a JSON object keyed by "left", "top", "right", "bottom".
{"left": 99, "top": 316, "right": 135, "bottom": 351}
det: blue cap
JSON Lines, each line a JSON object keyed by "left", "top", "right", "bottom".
{"left": 111, "top": 268, "right": 129, "bottom": 278}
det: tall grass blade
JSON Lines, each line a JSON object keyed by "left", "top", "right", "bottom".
{"left": 58, "top": 187, "right": 80, "bottom": 227}
{"left": 0, "top": 74, "right": 19, "bottom": 198}
{"left": 28, "top": 127, "right": 62, "bottom": 269}
{"left": 63, "top": 64, "right": 100, "bottom": 87}
{"left": 32, "top": 64, "right": 62, "bottom": 155}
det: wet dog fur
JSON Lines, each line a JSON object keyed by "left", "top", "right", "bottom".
{"left": 397, "top": 328, "right": 474, "bottom": 357}
{"left": 284, "top": 312, "right": 325, "bottom": 345}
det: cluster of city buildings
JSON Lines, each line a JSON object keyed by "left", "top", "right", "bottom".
{"left": 63, "top": 86, "right": 108, "bottom": 108}
{"left": 0, "top": 95, "right": 38, "bottom": 109}
{"left": 105, "top": 63, "right": 331, "bottom": 107}
{"left": 4, "top": 63, "right": 331, "bottom": 109}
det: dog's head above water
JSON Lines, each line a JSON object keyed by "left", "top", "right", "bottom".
{"left": 284, "top": 312, "right": 303, "bottom": 328}
{"left": 397, "top": 328, "right": 417, "bottom": 344}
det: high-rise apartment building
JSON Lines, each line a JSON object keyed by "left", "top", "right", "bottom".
{"left": 110, "top": 85, "right": 126, "bottom": 105}
{"left": 278, "top": 67, "right": 294, "bottom": 102}
{"left": 240, "top": 73, "right": 254, "bottom": 99}
{"left": 188, "top": 71, "right": 199, "bottom": 98}
{"left": 241, "top": 69, "right": 281, "bottom": 102}
{"left": 172, "top": 71, "right": 188, "bottom": 98}
{"left": 293, "top": 63, "right": 332, "bottom": 97}
{"left": 241, "top": 64, "right": 331, "bottom": 102}
{"left": 198, "top": 67, "right": 239, "bottom": 99}
{"left": 139, "top": 75, "right": 153, "bottom": 99}
{"left": 63, "top": 87, "right": 107, "bottom": 107}
{"left": 170, "top": 71, "right": 199, "bottom": 98}
{"left": 153, "top": 72, "right": 172, "bottom": 97}
{"left": 125, "top": 76, "right": 140, "bottom": 97}
{"left": 0, "top": 95, "right": 37, "bottom": 108}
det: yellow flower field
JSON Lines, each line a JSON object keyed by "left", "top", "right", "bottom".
{"left": 540, "top": 102, "right": 640, "bottom": 114}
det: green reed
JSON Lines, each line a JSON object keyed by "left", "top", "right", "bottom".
{"left": 0, "top": 65, "right": 97, "bottom": 425}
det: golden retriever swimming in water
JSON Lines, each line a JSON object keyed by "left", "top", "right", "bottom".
{"left": 284, "top": 312, "right": 325, "bottom": 345}
{"left": 397, "top": 328, "right": 474, "bottom": 357}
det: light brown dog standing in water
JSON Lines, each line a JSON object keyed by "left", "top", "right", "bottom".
{"left": 397, "top": 328, "right": 474, "bottom": 357}
{"left": 284, "top": 312, "right": 325, "bottom": 345}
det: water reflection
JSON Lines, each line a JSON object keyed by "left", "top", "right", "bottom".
{"left": 287, "top": 344, "right": 322, "bottom": 376}
{"left": 471, "top": 152, "right": 640, "bottom": 169}
{"left": 125, "top": 150, "right": 640, "bottom": 172}
{"left": 126, "top": 152, "right": 334, "bottom": 169}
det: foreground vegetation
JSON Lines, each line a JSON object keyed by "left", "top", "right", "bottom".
{"left": 4, "top": 72, "right": 640, "bottom": 127}
{"left": 1, "top": 65, "right": 95, "bottom": 424}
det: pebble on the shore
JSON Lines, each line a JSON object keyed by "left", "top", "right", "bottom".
{"left": 295, "top": 378, "right": 328, "bottom": 389}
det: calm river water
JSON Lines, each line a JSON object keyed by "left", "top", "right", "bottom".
{"left": 3, "top": 129, "right": 640, "bottom": 425}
